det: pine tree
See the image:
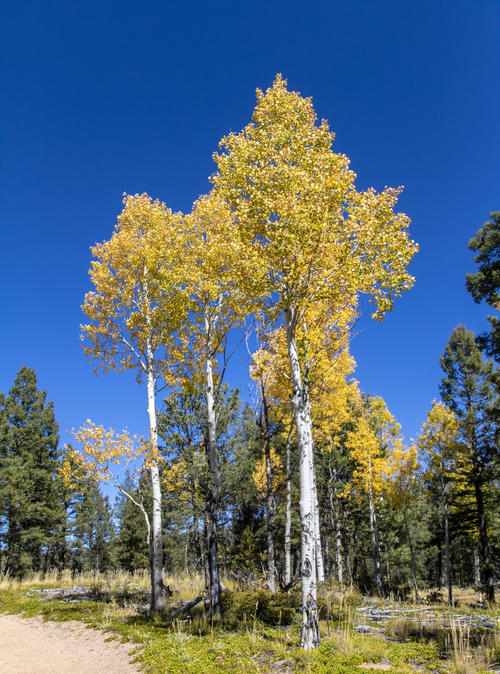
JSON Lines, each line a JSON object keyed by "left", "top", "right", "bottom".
{"left": 71, "top": 486, "right": 115, "bottom": 573}
{"left": 0, "top": 367, "right": 65, "bottom": 576}
{"left": 114, "top": 475, "right": 150, "bottom": 572}
{"left": 440, "top": 325, "right": 498, "bottom": 602}
{"left": 466, "top": 212, "right": 500, "bottom": 361}
{"left": 158, "top": 383, "right": 242, "bottom": 587}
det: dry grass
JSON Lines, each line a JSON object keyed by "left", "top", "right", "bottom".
{"left": 0, "top": 569, "right": 210, "bottom": 601}
{"left": 445, "top": 620, "right": 491, "bottom": 674}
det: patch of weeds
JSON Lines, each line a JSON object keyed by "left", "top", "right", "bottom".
{"left": 386, "top": 639, "right": 441, "bottom": 670}
{"left": 221, "top": 589, "right": 298, "bottom": 626}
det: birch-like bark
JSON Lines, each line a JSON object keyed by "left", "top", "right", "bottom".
{"left": 473, "top": 546, "right": 483, "bottom": 605}
{"left": 285, "top": 305, "right": 320, "bottom": 650}
{"left": 303, "top": 335, "right": 324, "bottom": 585}
{"left": 312, "top": 468, "right": 325, "bottom": 583}
{"left": 143, "top": 273, "right": 164, "bottom": 614}
{"left": 368, "top": 489, "right": 384, "bottom": 597}
{"left": 146, "top": 355, "right": 165, "bottom": 613}
{"left": 204, "top": 309, "right": 222, "bottom": 618}
{"left": 284, "top": 433, "right": 292, "bottom": 587}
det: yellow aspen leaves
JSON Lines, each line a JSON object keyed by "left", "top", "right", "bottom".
{"left": 345, "top": 395, "right": 404, "bottom": 500}
{"left": 81, "top": 193, "right": 186, "bottom": 381}
{"left": 60, "top": 420, "right": 148, "bottom": 492}
{"left": 417, "top": 400, "right": 465, "bottom": 482}
{"left": 212, "top": 75, "right": 418, "bottom": 324}
{"left": 252, "top": 446, "right": 285, "bottom": 498}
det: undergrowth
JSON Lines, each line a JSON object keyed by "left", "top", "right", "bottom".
{"left": 0, "top": 574, "right": 498, "bottom": 673}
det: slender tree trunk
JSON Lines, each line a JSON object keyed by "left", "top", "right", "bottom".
{"left": 368, "top": 489, "right": 384, "bottom": 597}
{"left": 352, "top": 516, "right": 359, "bottom": 585}
{"left": 203, "top": 521, "right": 210, "bottom": 589}
{"left": 473, "top": 546, "right": 483, "bottom": 605}
{"left": 146, "top": 358, "right": 164, "bottom": 613}
{"left": 324, "top": 534, "right": 330, "bottom": 579}
{"left": 285, "top": 305, "right": 320, "bottom": 650}
{"left": 439, "top": 475, "right": 452, "bottom": 606}
{"left": 328, "top": 465, "right": 343, "bottom": 587}
{"left": 261, "top": 382, "right": 276, "bottom": 593}
{"left": 403, "top": 508, "right": 419, "bottom": 602}
{"left": 312, "top": 468, "right": 325, "bottom": 583}
{"left": 342, "top": 503, "right": 353, "bottom": 585}
{"left": 204, "top": 310, "right": 222, "bottom": 618}
{"left": 437, "top": 547, "right": 443, "bottom": 591}
{"left": 284, "top": 431, "right": 292, "bottom": 587}
{"left": 472, "top": 477, "right": 495, "bottom": 603}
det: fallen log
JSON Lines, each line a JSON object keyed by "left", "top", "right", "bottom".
{"left": 164, "top": 583, "right": 229, "bottom": 621}
{"left": 164, "top": 595, "right": 203, "bottom": 621}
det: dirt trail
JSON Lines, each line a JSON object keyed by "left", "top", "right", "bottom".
{"left": 0, "top": 614, "right": 141, "bottom": 673}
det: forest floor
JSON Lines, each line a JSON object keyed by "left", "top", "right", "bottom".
{"left": 0, "top": 572, "right": 499, "bottom": 673}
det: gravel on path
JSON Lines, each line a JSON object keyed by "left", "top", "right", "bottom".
{"left": 0, "top": 614, "right": 141, "bottom": 673}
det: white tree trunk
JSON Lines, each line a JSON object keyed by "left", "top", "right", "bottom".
{"left": 146, "top": 358, "right": 165, "bottom": 613}
{"left": 328, "top": 467, "right": 343, "bottom": 587}
{"left": 312, "top": 468, "right": 324, "bottom": 583}
{"left": 285, "top": 306, "right": 320, "bottom": 650}
{"left": 473, "top": 546, "right": 482, "bottom": 605}
{"left": 368, "top": 489, "right": 383, "bottom": 597}
{"left": 284, "top": 433, "right": 292, "bottom": 587}
{"left": 204, "top": 309, "right": 222, "bottom": 617}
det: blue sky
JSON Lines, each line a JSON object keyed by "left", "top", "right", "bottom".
{"left": 1, "top": 0, "right": 498, "bottom": 449}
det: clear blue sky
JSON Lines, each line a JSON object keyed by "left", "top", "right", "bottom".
{"left": 1, "top": 0, "right": 498, "bottom": 448}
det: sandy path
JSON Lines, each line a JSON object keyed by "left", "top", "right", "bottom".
{"left": 0, "top": 614, "right": 141, "bottom": 673}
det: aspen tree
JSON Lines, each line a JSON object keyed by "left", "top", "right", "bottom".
{"left": 345, "top": 395, "right": 400, "bottom": 597}
{"left": 249, "top": 330, "right": 295, "bottom": 587}
{"left": 417, "top": 401, "right": 462, "bottom": 606}
{"left": 385, "top": 441, "right": 420, "bottom": 601}
{"left": 81, "top": 193, "right": 185, "bottom": 612}
{"left": 180, "top": 191, "right": 248, "bottom": 617}
{"left": 250, "top": 348, "right": 282, "bottom": 592}
{"left": 249, "top": 316, "right": 353, "bottom": 589}
{"left": 213, "top": 76, "right": 417, "bottom": 647}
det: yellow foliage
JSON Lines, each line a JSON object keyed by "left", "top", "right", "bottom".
{"left": 81, "top": 193, "right": 186, "bottom": 381}
{"left": 250, "top": 302, "right": 358, "bottom": 448}
{"left": 162, "top": 448, "right": 205, "bottom": 506}
{"left": 252, "top": 446, "right": 285, "bottom": 498}
{"left": 417, "top": 400, "right": 465, "bottom": 481}
{"left": 213, "top": 74, "right": 418, "bottom": 325}
{"left": 176, "top": 190, "right": 252, "bottom": 383}
{"left": 59, "top": 420, "right": 146, "bottom": 492}
{"left": 344, "top": 395, "right": 409, "bottom": 501}
{"left": 385, "top": 440, "right": 420, "bottom": 508}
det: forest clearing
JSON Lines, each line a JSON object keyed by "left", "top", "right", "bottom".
{"left": 1, "top": 75, "right": 499, "bottom": 672}
{"left": 0, "top": 571, "right": 499, "bottom": 672}
{"left": 2, "top": 6, "right": 499, "bottom": 672}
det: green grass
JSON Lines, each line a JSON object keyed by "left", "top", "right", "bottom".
{"left": 0, "top": 575, "right": 498, "bottom": 673}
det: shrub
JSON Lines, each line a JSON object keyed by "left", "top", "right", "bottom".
{"left": 221, "top": 589, "right": 298, "bottom": 626}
